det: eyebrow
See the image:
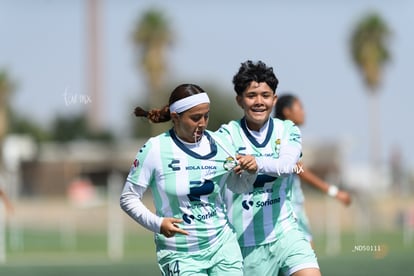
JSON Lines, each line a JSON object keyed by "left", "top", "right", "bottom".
{"left": 189, "top": 111, "right": 210, "bottom": 117}
{"left": 246, "top": 90, "right": 272, "bottom": 95}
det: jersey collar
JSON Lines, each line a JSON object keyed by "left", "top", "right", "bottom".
{"left": 169, "top": 129, "right": 218, "bottom": 159}
{"left": 240, "top": 117, "right": 274, "bottom": 148}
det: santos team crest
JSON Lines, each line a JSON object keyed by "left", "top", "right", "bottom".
{"left": 223, "top": 157, "right": 237, "bottom": 170}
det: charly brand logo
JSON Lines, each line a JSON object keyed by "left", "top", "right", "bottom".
{"left": 237, "top": 147, "right": 246, "bottom": 155}
{"left": 168, "top": 159, "right": 180, "bottom": 171}
{"left": 63, "top": 86, "right": 92, "bottom": 106}
{"left": 242, "top": 200, "right": 254, "bottom": 210}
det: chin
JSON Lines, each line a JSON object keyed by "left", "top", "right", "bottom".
{"left": 250, "top": 113, "right": 268, "bottom": 122}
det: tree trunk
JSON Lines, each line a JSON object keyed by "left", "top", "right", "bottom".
{"left": 0, "top": 99, "right": 7, "bottom": 169}
{"left": 148, "top": 86, "right": 169, "bottom": 137}
{"left": 368, "top": 91, "right": 381, "bottom": 169}
{"left": 147, "top": 47, "right": 169, "bottom": 137}
{"left": 0, "top": 107, "right": 6, "bottom": 142}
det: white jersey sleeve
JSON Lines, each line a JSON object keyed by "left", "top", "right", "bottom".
{"left": 120, "top": 181, "right": 163, "bottom": 233}
{"left": 126, "top": 138, "right": 157, "bottom": 189}
{"left": 256, "top": 121, "right": 302, "bottom": 176}
{"left": 121, "top": 138, "right": 164, "bottom": 233}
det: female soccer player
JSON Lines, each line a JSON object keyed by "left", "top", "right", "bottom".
{"left": 275, "top": 94, "right": 351, "bottom": 243}
{"left": 218, "top": 61, "right": 321, "bottom": 276}
{"left": 120, "top": 84, "right": 258, "bottom": 276}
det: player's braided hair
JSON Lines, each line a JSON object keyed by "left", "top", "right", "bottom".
{"left": 134, "top": 84, "right": 206, "bottom": 123}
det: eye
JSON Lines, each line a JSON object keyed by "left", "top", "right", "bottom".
{"left": 191, "top": 115, "right": 202, "bottom": 122}
{"left": 190, "top": 112, "right": 209, "bottom": 123}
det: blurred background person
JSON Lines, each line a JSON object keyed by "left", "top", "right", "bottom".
{"left": 0, "top": 187, "right": 13, "bottom": 215}
{"left": 275, "top": 94, "right": 352, "bottom": 245}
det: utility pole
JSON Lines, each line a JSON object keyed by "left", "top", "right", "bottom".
{"left": 87, "top": 0, "right": 103, "bottom": 132}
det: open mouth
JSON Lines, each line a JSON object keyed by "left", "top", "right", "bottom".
{"left": 251, "top": 108, "right": 266, "bottom": 113}
{"left": 193, "top": 129, "right": 204, "bottom": 139}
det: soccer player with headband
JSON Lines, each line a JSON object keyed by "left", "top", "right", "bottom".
{"left": 120, "top": 83, "right": 259, "bottom": 275}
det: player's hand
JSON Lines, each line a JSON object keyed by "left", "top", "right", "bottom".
{"left": 336, "top": 190, "right": 351, "bottom": 206}
{"left": 160, "top": 218, "right": 189, "bottom": 238}
{"left": 234, "top": 155, "right": 257, "bottom": 174}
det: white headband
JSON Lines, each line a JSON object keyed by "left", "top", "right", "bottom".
{"left": 169, "top": 93, "right": 210, "bottom": 114}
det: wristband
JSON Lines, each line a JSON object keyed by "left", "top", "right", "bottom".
{"left": 327, "top": 185, "right": 339, "bottom": 197}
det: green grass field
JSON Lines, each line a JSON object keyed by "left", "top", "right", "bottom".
{"left": 0, "top": 230, "right": 411, "bottom": 275}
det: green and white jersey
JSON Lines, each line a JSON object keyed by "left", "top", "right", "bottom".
{"left": 291, "top": 174, "right": 305, "bottom": 207}
{"left": 291, "top": 175, "right": 313, "bottom": 241}
{"left": 126, "top": 129, "right": 237, "bottom": 252}
{"left": 218, "top": 118, "right": 302, "bottom": 247}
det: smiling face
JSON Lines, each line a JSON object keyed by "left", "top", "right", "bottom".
{"left": 236, "top": 81, "right": 277, "bottom": 131}
{"left": 171, "top": 103, "right": 210, "bottom": 143}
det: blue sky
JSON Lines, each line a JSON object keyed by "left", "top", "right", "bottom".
{"left": 1, "top": 0, "right": 413, "bottom": 167}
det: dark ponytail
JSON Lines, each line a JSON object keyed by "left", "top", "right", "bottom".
{"left": 133, "top": 84, "right": 206, "bottom": 123}
{"left": 134, "top": 105, "right": 171, "bottom": 123}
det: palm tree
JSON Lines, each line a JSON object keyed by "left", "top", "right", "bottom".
{"left": 132, "top": 9, "right": 173, "bottom": 136}
{"left": 0, "top": 69, "right": 16, "bottom": 168}
{"left": 0, "top": 70, "right": 15, "bottom": 142}
{"left": 350, "top": 12, "right": 391, "bottom": 168}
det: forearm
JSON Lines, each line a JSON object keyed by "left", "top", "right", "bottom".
{"left": 120, "top": 182, "right": 163, "bottom": 233}
{"left": 256, "top": 145, "right": 301, "bottom": 177}
{"left": 299, "top": 168, "right": 340, "bottom": 198}
{"left": 256, "top": 158, "right": 298, "bottom": 177}
{"left": 298, "top": 169, "right": 331, "bottom": 193}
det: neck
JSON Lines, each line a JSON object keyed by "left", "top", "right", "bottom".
{"left": 173, "top": 128, "right": 202, "bottom": 144}
{"left": 245, "top": 119, "right": 268, "bottom": 132}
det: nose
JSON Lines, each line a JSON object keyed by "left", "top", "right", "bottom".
{"left": 199, "top": 118, "right": 206, "bottom": 128}
{"left": 198, "top": 116, "right": 208, "bottom": 128}
{"left": 254, "top": 95, "right": 264, "bottom": 105}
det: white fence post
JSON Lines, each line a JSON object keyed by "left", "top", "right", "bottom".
{"left": 0, "top": 201, "right": 5, "bottom": 264}
{"left": 107, "top": 171, "right": 124, "bottom": 260}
